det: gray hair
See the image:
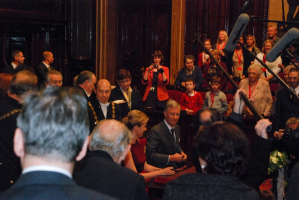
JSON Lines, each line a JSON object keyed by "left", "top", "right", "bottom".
{"left": 247, "top": 64, "right": 262, "bottom": 75}
{"left": 77, "top": 70, "right": 95, "bottom": 85}
{"left": 89, "top": 120, "right": 131, "bottom": 161}
{"left": 46, "top": 70, "right": 63, "bottom": 83}
{"left": 17, "top": 87, "right": 89, "bottom": 162}
{"left": 164, "top": 99, "right": 181, "bottom": 112}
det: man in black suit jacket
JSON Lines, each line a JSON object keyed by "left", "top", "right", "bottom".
{"left": 0, "top": 71, "right": 37, "bottom": 192}
{"left": 0, "top": 87, "right": 114, "bottom": 199}
{"left": 76, "top": 70, "right": 97, "bottom": 134}
{"left": 2, "top": 50, "right": 25, "bottom": 74}
{"left": 109, "top": 69, "right": 142, "bottom": 118}
{"left": 274, "top": 68, "right": 299, "bottom": 131}
{"left": 35, "top": 51, "right": 54, "bottom": 89}
{"left": 90, "top": 79, "right": 121, "bottom": 131}
{"left": 73, "top": 119, "right": 149, "bottom": 200}
{"left": 146, "top": 100, "right": 187, "bottom": 168}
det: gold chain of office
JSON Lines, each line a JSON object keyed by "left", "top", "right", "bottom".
{"left": 0, "top": 109, "right": 22, "bottom": 121}
{"left": 88, "top": 101, "right": 116, "bottom": 125}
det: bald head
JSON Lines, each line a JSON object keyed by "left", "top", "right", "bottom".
{"left": 89, "top": 120, "right": 131, "bottom": 163}
{"left": 42, "top": 51, "right": 54, "bottom": 65}
{"left": 198, "top": 108, "right": 223, "bottom": 127}
{"left": 95, "top": 79, "right": 111, "bottom": 103}
{"left": 200, "top": 110, "right": 212, "bottom": 123}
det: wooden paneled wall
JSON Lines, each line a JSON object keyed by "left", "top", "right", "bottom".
{"left": 116, "top": 0, "right": 172, "bottom": 89}
{"left": 0, "top": 0, "right": 270, "bottom": 87}
{"left": 185, "top": 0, "right": 269, "bottom": 59}
{"left": 0, "top": 0, "right": 68, "bottom": 81}
{"left": 116, "top": 0, "right": 269, "bottom": 89}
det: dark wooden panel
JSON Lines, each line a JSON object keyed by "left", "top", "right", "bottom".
{"left": 186, "top": 0, "right": 269, "bottom": 65}
{"left": 0, "top": 0, "right": 69, "bottom": 84}
{"left": 117, "top": 0, "right": 172, "bottom": 90}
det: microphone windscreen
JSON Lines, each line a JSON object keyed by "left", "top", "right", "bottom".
{"left": 266, "top": 28, "right": 299, "bottom": 62}
{"left": 224, "top": 13, "right": 250, "bottom": 52}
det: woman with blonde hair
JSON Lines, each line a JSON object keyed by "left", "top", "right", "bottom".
{"left": 245, "top": 34, "right": 261, "bottom": 56}
{"left": 214, "top": 30, "right": 228, "bottom": 63}
{"left": 122, "top": 110, "right": 174, "bottom": 179}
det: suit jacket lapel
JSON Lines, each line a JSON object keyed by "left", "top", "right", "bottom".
{"left": 162, "top": 121, "right": 177, "bottom": 153}
{"left": 106, "top": 103, "right": 112, "bottom": 119}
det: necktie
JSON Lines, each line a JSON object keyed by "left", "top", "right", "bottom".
{"left": 171, "top": 128, "right": 174, "bottom": 135}
{"left": 171, "top": 128, "right": 176, "bottom": 144}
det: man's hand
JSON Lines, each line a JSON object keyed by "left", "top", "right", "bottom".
{"left": 255, "top": 119, "right": 272, "bottom": 139}
{"left": 274, "top": 130, "right": 285, "bottom": 140}
{"left": 169, "top": 153, "right": 184, "bottom": 162}
{"left": 181, "top": 152, "right": 187, "bottom": 161}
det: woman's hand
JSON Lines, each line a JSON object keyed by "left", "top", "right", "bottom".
{"left": 159, "top": 167, "right": 175, "bottom": 176}
{"left": 148, "top": 64, "right": 154, "bottom": 70}
{"left": 278, "top": 63, "right": 284, "bottom": 70}
{"left": 186, "top": 110, "right": 194, "bottom": 115}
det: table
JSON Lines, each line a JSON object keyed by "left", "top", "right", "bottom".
{"left": 146, "top": 163, "right": 196, "bottom": 200}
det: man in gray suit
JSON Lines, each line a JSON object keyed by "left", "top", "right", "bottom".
{"left": 0, "top": 87, "right": 115, "bottom": 200}
{"left": 146, "top": 99, "right": 187, "bottom": 168}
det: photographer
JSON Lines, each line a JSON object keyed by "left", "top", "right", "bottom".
{"left": 273, "top": 117, "right": 299, "bottom": 153}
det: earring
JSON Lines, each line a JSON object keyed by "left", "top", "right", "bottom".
{"left": 201, "top": 165, "right": 205, "bottom": 169}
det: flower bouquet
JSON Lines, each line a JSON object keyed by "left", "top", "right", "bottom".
{"left": 268, "top": 150, "right": 290, "bottom": 175}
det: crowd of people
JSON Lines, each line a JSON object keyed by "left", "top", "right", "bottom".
{"left": 1, "top": 24, "right": 299, "bottom": 200}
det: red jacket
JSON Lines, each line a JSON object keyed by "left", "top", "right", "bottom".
{"left": 142, "top": 66, "right": 169, "bottom": 101}
{"left": 179, "top": 91, "right": 203, "bottom": 114}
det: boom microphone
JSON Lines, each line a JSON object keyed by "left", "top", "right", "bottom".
{"left": 266, "top": 28, "right": 299, "bottom": 62}
{"left": 224, "top": 13, "right": 250, "bottom": 52}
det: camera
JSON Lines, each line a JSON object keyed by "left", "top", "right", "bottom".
{"left": 154, "top": 64, "right": 158, "bottom": 68}
{"left": 282, "top": 128, "right": 292, "bottom": 139}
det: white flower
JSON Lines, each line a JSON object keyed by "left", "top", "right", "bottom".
{"left": 271, "top": 157, "right": 278, "bottom": 163}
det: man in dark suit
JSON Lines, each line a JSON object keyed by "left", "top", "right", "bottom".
{"left": 2, "top": 50, "right": 25, "bottom": 74}
{"left": 0, "top": 71, "right": 38, "bottom": 192}
{"left": 0, "top": 87, "right": 114, "bottom": 200}
{"left": 35, "top": 51, "right": 54, "bottom": 89}
{"left": 274, "top": 68, "right": 299, "bottom": 132}
{"left": 109, "top": 69, "right": 142, "bottom": 118}
{"left": 91, "top": 79, "right": 121, "bottom": 129}
{"left": 76, "top": 70, "right": 97, "bottom": 133}
{"left": 73, "top": 119, "right": 149, "bottom": 200}
{"left": 146, "top": 100, "right": 187, "bottom": 168}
